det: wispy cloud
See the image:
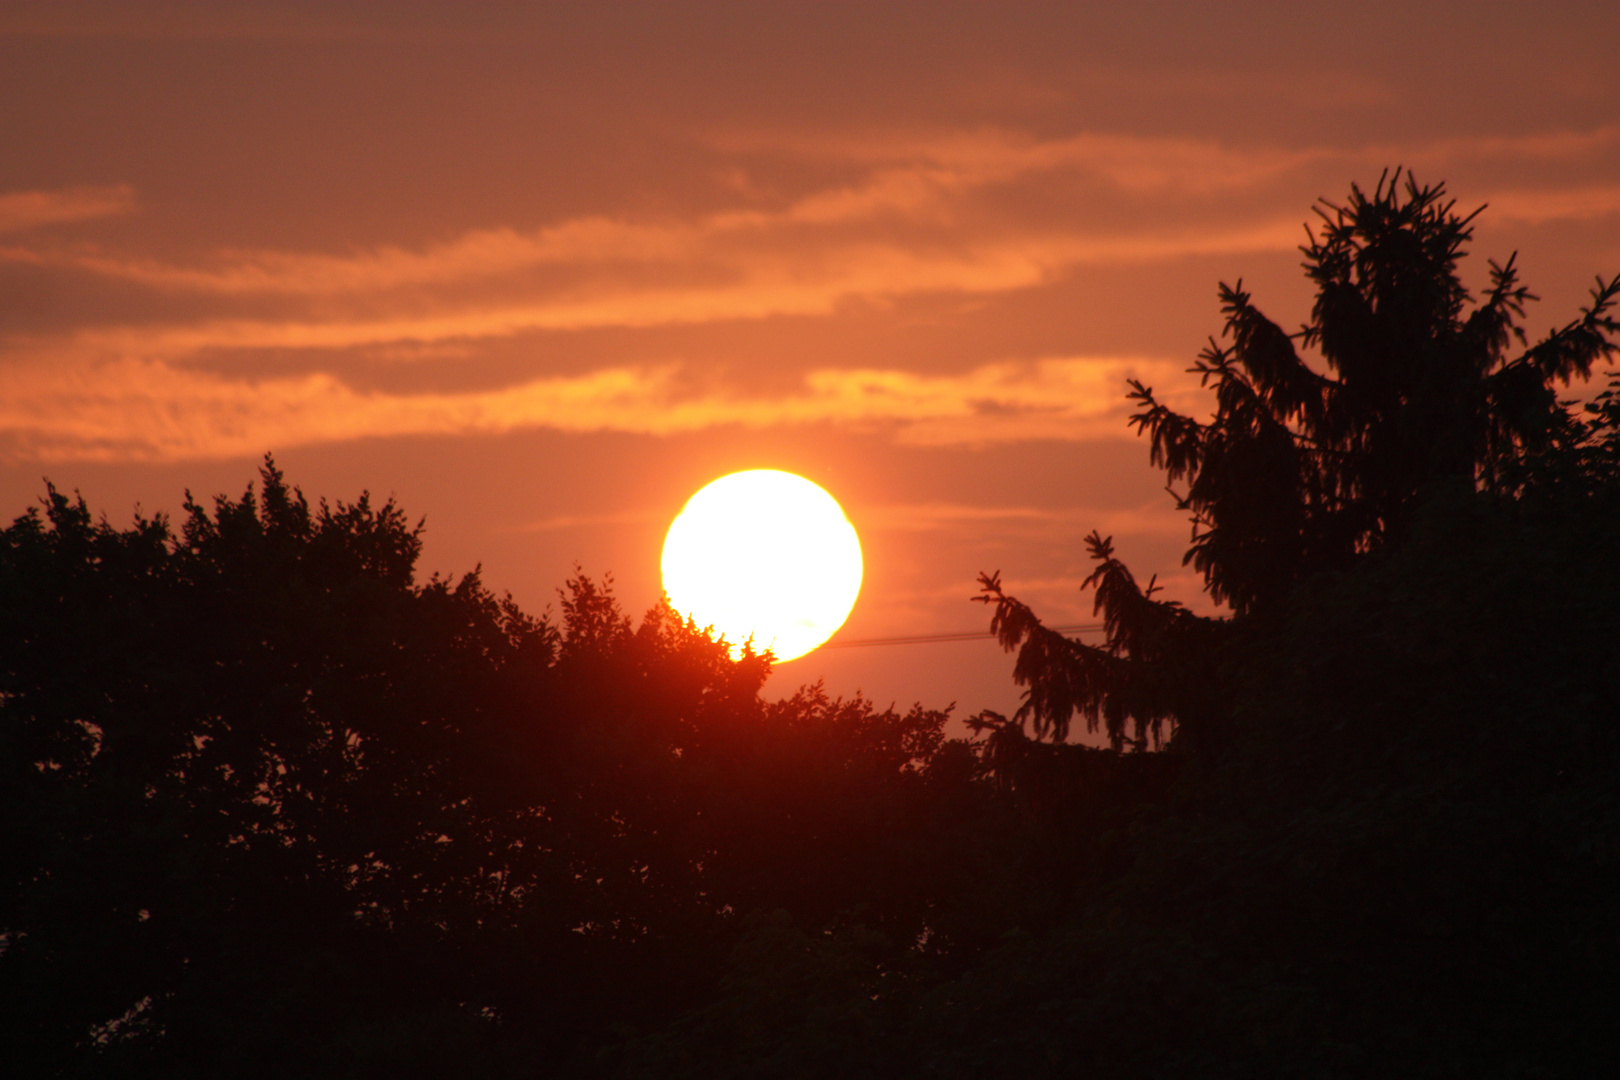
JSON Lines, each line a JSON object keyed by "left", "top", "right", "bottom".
{"left": 1484, "top": 184, "right": 1620, "bottom": 225}
{"left": 706, "top": 127, "right": 1340, "bottom": 196}
{"left": 1418, "top": 125, "right": 1620, "bottom": 165}
{"left": 0, "top": 355, "right": 1195, "bottom": 463}
{"left": 511, "top": 510, "right": 661, "bottom": 534}
{"left": 0, "top": 184, "right": 136, "bottom": 233}
{"left": 13, "top": 125, "right": 1613, "bottom": 320}
{"left": 12, "top": 177, "right": 1302, "bottom": 308}
{"left": 6, "top": 123, "right": 1616, "bottom": 463}
{"left": 714, "top": 123, "right": 1620, "bottom": 200}
{"left": 28, "top": 218, "right": 1299, "bottom": 359}
{"left": 858, "top": 502, "right": 1189, "bottom": 539}
{"left": 33, "top": 216, "right": 699, "bottom": 296}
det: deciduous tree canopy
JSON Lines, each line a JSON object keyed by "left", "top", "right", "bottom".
{"left": 0, "top": 461, "right": 971, "bottom": 1077}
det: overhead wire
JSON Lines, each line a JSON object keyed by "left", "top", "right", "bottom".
{"left": 822, "top": 623, "right": 1106, "bottom": 648}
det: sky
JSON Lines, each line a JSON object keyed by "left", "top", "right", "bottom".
{"left": 4, "top": 1, "right": 1618, "bottom": 731}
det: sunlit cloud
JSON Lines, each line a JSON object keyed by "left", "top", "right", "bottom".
{"left": 858, "top": 502, "right": 1188, "bottom": 539}
{"left": 0, "top": 184, "right": 137, "bottom": 233}
{"left": 800, "top": 359, "right": 1203, "bottom": 447}
{"left": 1484, "top": 184, "right": 1620, "bottom": 224}
{"left": 511, "top": 510, "right": 662, "bottom": 534}
{"left": 11, "top": 124, "right": 1614, "bottom": 322}
{"left": 712, "top": 123, "right": 1620, "bottom": 199}
{"left": 26, "top": 219, "right": 1299, "bottom": 361}
{"left": 31, "top": 216, "right": 698, "bottom": 295}
{"left": 1419, "top": 125, "right": 1620, "bottom": 165}
{"left": 10, "top": 170, "right": 1302, "bottom": 309}
{"left": 5, "top": 121, "right": 1616, "bottom": 467}
{"left": 0, "top": 355, "right": 1197, "bottom": 463}
{"left": 706, "top": 127, "right": 1339, "bottom": 195}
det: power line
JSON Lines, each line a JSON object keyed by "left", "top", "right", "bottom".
{"left": 822, "top": 623, "right": 1106, "bottom": 649}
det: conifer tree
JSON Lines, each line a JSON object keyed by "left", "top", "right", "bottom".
{"left": 977, "top": 171, "right": 1620, "bottom": 749}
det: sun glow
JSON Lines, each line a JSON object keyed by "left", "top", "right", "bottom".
{"left": 661, "top": 470, "right": 863, "bottom": 662}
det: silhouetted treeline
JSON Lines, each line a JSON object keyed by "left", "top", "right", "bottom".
{"left": 1, "top": 464, "right": 1001, "bottom": 1078}
{"left": 4, "top": 175, "right": 1620, "bottom": 1078}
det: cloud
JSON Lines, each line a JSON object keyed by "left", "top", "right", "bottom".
{"left": 1483, "top": 184, "right": 1620, "bottom": 225}
{"left": 707, "top": 126, "right": 1339, "bottom": 196}
{"left": 14, "top": 123, "right": 1612, "bottom": 341}
{"left": 27, "top": 216, "right": 1300, "bottom": 360}
{"left": 799, "top": 359, "right": 1202, "bottom": 447}
{"left": 0, "top": 184, "right": 137, "bottom": 233}
{"left": 511, "top": 510, "right": 662, "bottom": 534}
{"left": 12, "top": 157, "right": 1304, "bottom": 306}
{"left": 35, "top": 216, "right": 700, "bottom": 296}
{"left": 858, "top": 502, "right": 1189, "bottom": 539}
{"left": 7, "top": 123, "right": 1613, "bottom": 466}
{"left": 708, "top": 123, "right": 1619, "bottom": 205}
{"left": 0, "top": 355, "right": 1197, "bottom": 463}
{"left": 1420, "top": 125, "right": 1620, "bottom": 165}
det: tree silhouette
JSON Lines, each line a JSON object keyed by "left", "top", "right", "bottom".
{"left": 0, "top": 459, "right": 982, "bottom": 1076}
{"left": 977, "top": 171, "right": 1620, "bottom": 749}
{"left": 598, "top": 178, "right": 1620, "bottom": 1077}
{"left": 8, "top": 176, "right": 1620, "bottom": 1079}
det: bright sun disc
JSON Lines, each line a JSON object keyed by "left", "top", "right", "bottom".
{"left": 661, "top": 470, "right": 863, "bottom": 662}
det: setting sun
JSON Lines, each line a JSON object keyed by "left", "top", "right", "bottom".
{"left": 661, "top": 470, "right": 862, "bottom": 662}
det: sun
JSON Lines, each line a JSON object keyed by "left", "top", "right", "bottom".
{"left": 661, "top": 470, "right": 863, "bottom": 662}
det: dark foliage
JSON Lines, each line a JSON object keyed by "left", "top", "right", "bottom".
{"left": 627, "top": 482, "right": 1620, "bottom": 1080}
{"left": 0, "top": 459, "right": 975, "bottom": 1078}
{"left": 613, "top": 176, "right": 1620, "bottom": 1077}
{"left": 6, "top": 175, "right": 1620, "bottom": 1079}
{"left": 978, "top": 170, "right": 1620, "bottom": 750}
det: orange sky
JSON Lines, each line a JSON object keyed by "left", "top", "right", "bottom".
{"left": 4, "top": 1, "right": 1618, "bottom": 727}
